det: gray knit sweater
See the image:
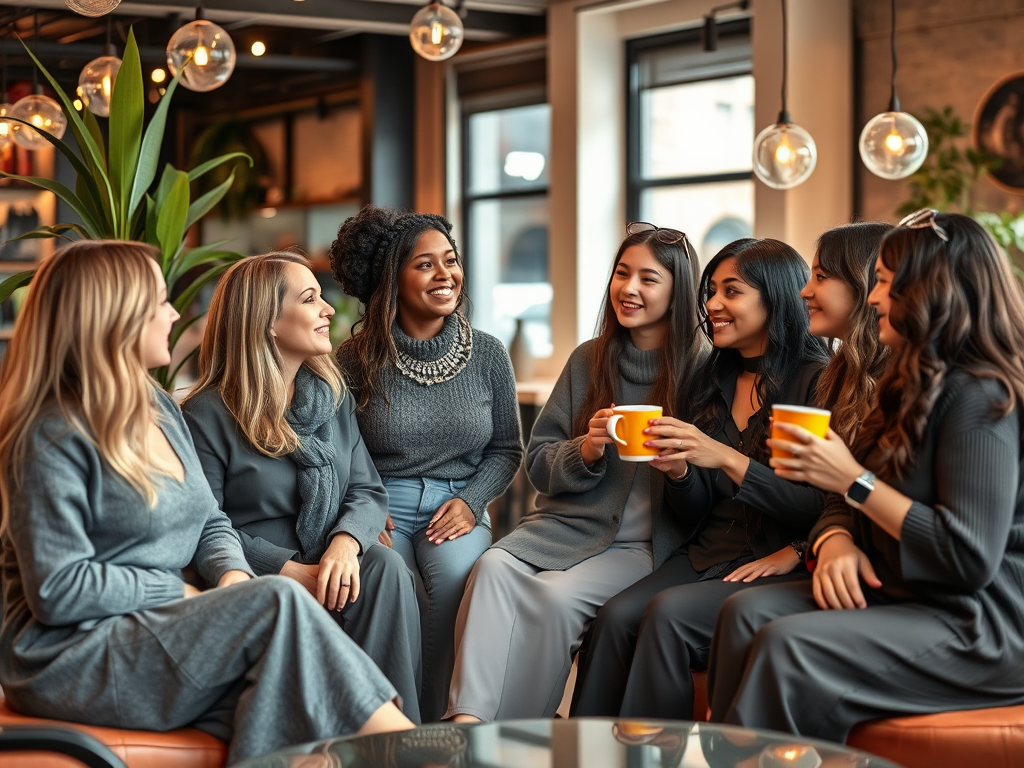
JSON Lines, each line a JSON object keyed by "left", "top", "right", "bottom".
{"left": 337, "top": 313, "right": 523, "bottom": 521}
{"left": 495, "top": 338, "right": 691, "bottom": 571}
{"left": 0, "top": 388, "right": 253, "bottom": 696}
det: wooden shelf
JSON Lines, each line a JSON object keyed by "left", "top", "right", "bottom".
{"left": 0, "top": 261, "right": 36, "bottom": 273}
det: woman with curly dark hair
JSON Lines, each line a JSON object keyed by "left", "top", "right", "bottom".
{"left": 708, "top": 211, "right": 1024, "bottom": 740}
{"left": 330, "top": 206, "right": 523, "bottom": 722}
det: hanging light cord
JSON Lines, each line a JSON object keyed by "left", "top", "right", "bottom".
{"left": 778, "top": 0, "right": 790, "bottom": 125}
{"left": 888, "top": 0, "right": 901, "bottom": 112}
{"left": 32, "top": 11, "right": 39, "bottom": 91}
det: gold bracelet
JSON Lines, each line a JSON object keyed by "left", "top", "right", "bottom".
{"left": 811, "top": 527, "right": 854, "bottom": 557}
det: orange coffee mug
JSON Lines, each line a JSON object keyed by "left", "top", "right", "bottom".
{"left": 606, "top": 405, "right": 663, "bottom": 462}
{"left": 770, "top": 404, "right": 831, "bottom": 459}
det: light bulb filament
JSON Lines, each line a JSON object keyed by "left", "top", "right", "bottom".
{"left": 884, "top": 131, "right": 904, "bottom": 153}
{"left": 31, "top": 114, "right": 44, "bottom": 128}
{"left": 430, "top": 21, "right": 444, "bottom": 46}
{"left": 101, "top": 74, "right": 112, "bottom": 98}
{"left": 775, "top": 141, "right": 794, "bottom": 165}
{"left": 194, "top": 45, "right": 210, "bottom": 67}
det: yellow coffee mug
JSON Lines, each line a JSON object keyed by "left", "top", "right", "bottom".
{"left": 770, "top": 404, "right": 831, "bottom": 459}
{"left": 606, "top": 405, "right": 663, "bottom": 462}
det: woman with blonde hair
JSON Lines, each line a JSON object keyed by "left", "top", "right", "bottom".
{"left": 182, "top": 251, "right": 422, "bottom": 722}
{"left": 0, "top": 240, "right": 413, "bottom": 764}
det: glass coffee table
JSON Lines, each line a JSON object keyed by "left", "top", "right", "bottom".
{"left": 234, "top": 718, "right": 902, "bottom": 768}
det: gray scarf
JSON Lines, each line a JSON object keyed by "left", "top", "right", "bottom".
{"left": 287, "top": 366, "right": 340, "bottom": 563}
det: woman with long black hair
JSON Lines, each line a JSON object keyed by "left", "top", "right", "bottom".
{"left": 708, "top": 211, "right": 1024, "bottom": 739}
{"left": 572, "top": 237, "right": 829, "bottom": 719}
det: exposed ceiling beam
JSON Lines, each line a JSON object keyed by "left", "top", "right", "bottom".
{"left": 0, "top": 0, "right": 546, "bottom": 40}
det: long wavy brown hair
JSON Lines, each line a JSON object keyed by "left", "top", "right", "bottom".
{"left": 855, "top": 212, "right": 1024, "bottom": 479}
{"left": 183, "top": 252, "right": 344, "bottom": 457}
{"left": 0, "top": 240, "right": 173, "bottom": 525}
{"left": 572, "top": 230, "right": 706, "bottom": 437}
{"left": 811, "top": 222, "right": 893, "bottom": 442}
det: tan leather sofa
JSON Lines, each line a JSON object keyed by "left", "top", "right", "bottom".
{"left": 0, "top": 696, "right": 226, "bottom": 768}
{"left": 691, "top": 670, "right": 1024, "bottom": 768}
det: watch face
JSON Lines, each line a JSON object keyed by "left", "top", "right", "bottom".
{"left": 847, "top": 478, "right": 872, "bottom": 504}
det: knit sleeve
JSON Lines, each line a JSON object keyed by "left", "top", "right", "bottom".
{"left": 6, "top": 424, "right": 185, "bottom": 626}
{"left": 526, "top": 346, "right": 607, "bottom": 495}
{"left": 182, "top": 391, "right": 299, "bottom": 576}
{"left": 455, "top": 336, "right": 525, "bottom": 520}
{"left": 899, "top": 379, "right": 1020, "bottom": 591}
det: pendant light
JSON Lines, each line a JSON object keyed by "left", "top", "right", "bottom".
{"left": 78, "top": 19, "right": 121, "bottom": 117}
{"left": 0, "top": 50, "right": 18, "bottom": 150}
{"left": 410, "top": 1, "right": 464, "bottom": 62}
{"left": 11, "top": 14, "right": 67, "bottom": 150}
{"left": 64, "top": 0, "right": 120, "bottom": 18}
{"left": 166, "top": 5, "right": 236, "bottom": 92}
{"left": 858, "top": 0, "right": 928, "bottom": 180}
{"left": 751, "top": 0, "right": 816, "bottom": 190}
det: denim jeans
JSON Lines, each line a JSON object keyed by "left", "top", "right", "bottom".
{"left": 383, "top": 476, "right": 491, "bottom": 722}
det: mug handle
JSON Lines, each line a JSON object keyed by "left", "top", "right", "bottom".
{"left": 606, "top": 414, "right": 627, "bottom": 446}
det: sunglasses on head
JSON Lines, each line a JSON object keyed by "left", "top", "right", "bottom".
{"left": 626, "top": 221, "right": 690, "bottom": 247}
{"left": 898, "top": 208, "right": 949, "bottom": 242}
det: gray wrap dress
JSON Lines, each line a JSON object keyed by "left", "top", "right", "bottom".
{"left": 0, "top": 388, "right": 398, "bottom": 765}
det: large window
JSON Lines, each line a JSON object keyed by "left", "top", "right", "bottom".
{"left": 463, "top": 101, "right": 552, "bottom": 359}
{"left": 628, "top": 19, "right": 753, "bottom": 266}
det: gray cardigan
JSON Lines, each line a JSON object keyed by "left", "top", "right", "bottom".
{"left": 0, "top": 389, "right": 253, "bottom": 692}
{"left": 495, "top": 338, "right": 690, "bottom": 571}
{"left": 182, "top": 388, "right": 388, "bottom": 576}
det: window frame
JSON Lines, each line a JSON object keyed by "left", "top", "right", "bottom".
{"left": 625, "top": 18, "right": 753, "bottom": 222}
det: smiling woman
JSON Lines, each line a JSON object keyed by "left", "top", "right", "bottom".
{"left": 331, "top": 206, "right": 524, "bottom": 722}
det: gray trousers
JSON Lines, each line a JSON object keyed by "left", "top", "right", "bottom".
{"left": 333, "top": 545, "right": 422, "bottom": 724}
{"left": 708, "top": 581, "right": 1024, "bottom": 742}
{"left": 445, "top": 543, "right": 653, "bottom": 721}
{"left": 8, "top": 577, "right": 398, "bottom": 766}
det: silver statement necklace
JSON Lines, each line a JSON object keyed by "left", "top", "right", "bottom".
{"left": 395, "top": 313, "right": 473, "bottom": 386}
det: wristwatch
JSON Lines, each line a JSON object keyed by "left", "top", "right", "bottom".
{"left": 789, "top": 540, "right": 807, "bottom": 560}
{"left": 844, "top": 470, "right": 876, "bottom": 509}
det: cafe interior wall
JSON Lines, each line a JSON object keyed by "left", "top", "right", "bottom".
{"left": 855, "top": 0, "right": 1024, "bottom": 221}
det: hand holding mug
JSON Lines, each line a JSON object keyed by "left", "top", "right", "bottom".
{"left": 581, "top": 405, "right": 616, "bottom": 465}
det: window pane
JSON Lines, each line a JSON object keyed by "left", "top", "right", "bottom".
{"left": 467, "top": 104, "right": 551, "bottom": 196}
{"left": 642, "top": 179, "right": 754, "bottom": 268}
{"left": 467, "top": 195, "right": 551, "bottom": 359}
{"left": 641, "top": 75, "right": 754, "bottom": 179}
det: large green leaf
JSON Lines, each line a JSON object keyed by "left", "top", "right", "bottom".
{"left": 166, "top": 239, "right": 231, "bottom": 286}
{"left": 155, "top": 169, "right": 190, "bottom": 266}
{"left": 129, "top": 68, "right": 183, "bottom": 223}
{"left": 80, "top": 107, "right": 112, "bottom": 225}
{"left": 4, "top": 115, "right": 108, "bottom": 232}
{"left": 0, "top": 270, "right": 34, "bottom": 303}
{"left": 108, "top": 28, "right": 144, "bottom": 236}
{"left": 185, "top": 170, "right": 235, "bottom": 230}
{"left": 4, "top": 223, "right": 88, "bottom": 243}
{"left": 173, "top": 261, "right": 233, "bottom": 314}
{"left": 17, "top": 36, "right": 113, "bottom": 220}
{"left": 187, "top": 151, "right": 252, "bottom": 183}
{"left": 0, "top": 172, "right": 103, "bottom": 238}
{"left": 143, "top": 194, "right": 161, "bottom": 249}
{"left": 168, "top": 313, "right": 204, "bottom": 349}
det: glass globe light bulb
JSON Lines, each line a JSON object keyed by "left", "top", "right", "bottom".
{"left": 78, "top": 55, "right": 121, "bottom": 118}
{"left": 166, "top": 19, "right": 236, "bottom": 93}
{"left": 64, "top": 0, "right": 120, "bottom": 17}
{"left": 859, "top": 110, "right": 929, "bottom": 180}
{"left": 11, "top": 93, "right": 67, "bottom": 150}
{"left": 409, "top": 3, "right": 464, "bottom": 62}
{"left": 0, "top": 103, "right": 18, "bottom": 150}
{"left": 752, "top": 121, "right": 817, "bottom": 190}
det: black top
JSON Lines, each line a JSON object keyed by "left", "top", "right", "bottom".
{"left": 668, "top": 360, "right": 826, "bottom": 573}
{"left": 810, "top": 370, "right": 1024, "bottom": 644}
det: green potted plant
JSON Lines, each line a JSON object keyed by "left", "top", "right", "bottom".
{"left": 0, "top": 28, "right": 251, "bottom": 389}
